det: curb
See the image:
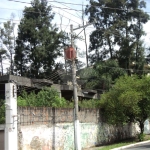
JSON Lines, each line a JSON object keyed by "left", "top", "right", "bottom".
{"left": 111, "top": 140, "right": 150, "bottom": 150}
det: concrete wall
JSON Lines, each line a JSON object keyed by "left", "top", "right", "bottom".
{"left": 18, "top": 122, "right": 138, "bottom": 150}
{"left": 17, "top": 107, "right": 150, "bottom": 150}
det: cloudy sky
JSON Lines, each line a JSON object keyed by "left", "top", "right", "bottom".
{"left": 0, "top": 0, "right": 150, "bottom": 69}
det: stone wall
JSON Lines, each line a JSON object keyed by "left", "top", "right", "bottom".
{"left": 18, "top": 107, "right": 139, "bottom": 150}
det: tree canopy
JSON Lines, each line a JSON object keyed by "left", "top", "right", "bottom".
{"left": 100, "top": 75, "right": 150, "bottom": 135}
{"left": 78, "top": 59, "right": 126, "bottom": 90}
{"left": 14, "top": 0, "right": 68, "bottom": 78}
{"left": 85, "top": 0, "right": 149, "bottom": 75}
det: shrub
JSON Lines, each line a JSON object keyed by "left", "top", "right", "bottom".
{"left": 79, "top": 99, "right": 99, "bottom": 108}
{"left": 138, "top": 133, "right": 145, "bottom": 141}
{"left": 17, "top": 87, "right": 101, "bottom": 108}
{"left": 17, "top": 87, "right": 68, "bottom": 108}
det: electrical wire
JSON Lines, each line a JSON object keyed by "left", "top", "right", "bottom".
{"left": 8, "top": 0, "right": 82, "bottom": 11}
{"left": 49, "top": 0, "right": 83, "bottom": 22}
{"left": 50, "top": 3, "right": 82, "bottom": 19}
{"left": 8, "top": 0, "right": 150, "bottom": 14}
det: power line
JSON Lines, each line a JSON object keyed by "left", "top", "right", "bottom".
{"left": 49, "top": 0, "right": 83, "bottom": 21}
{"left": 8, "top": 0, "right": 30, "bottom": 4}
{"left": 10, "top": 0, "right": 145, "bottom": 14}
{"left": 8, "top": 0, "right": 150, "bottom": 14}
{"left": 0, "top": 17, "right": 81, "bottom": 27}
{"left": 50, "top": 4, "right": 82, "bottom": 19}
{"left": 53, "top": 10, "right": 80, "bottom": 24}
{"left": 8, "top": 0, "right": 82, "bottom": 11}
{"left": 47, "top": 0, "right": 86, "bottom": 6}
{"left": 0, "top": 7, "right": 81, "bottom": 25}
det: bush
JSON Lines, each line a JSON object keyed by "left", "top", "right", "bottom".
{"left": 138, "top": 133, "right": 145, "bottom": 141}
{"left": 17, "top": 87, "right": 68, "bottom": 108}
{"left": 79, "top": 99, "right": 99, "bottom": 108}
{"left": 51, "top": 96, "right": 67, "bottom": 108}
{"left": 17, "top": 96, "right": 28, "bottom": 106}
{"left": 17, "top": 87, "right": 101, "bottom": 108}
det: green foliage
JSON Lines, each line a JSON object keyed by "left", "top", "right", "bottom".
{"left": 51, "top": 96, "right": 67, "bottom": 108}
{"left": 17, "top": 88, "right": 100, "bottom": 108}
{"left": 79, "top": 60, "right": 126, "bottom": 90}
{"left": 79, "top": 99, "right": 99, "bottom": 108}
{"left": 14, "top": 0, "right": 69, "bottom": 78}
{"left": 100, "top": 75, "right": 150, "bottom": 134}
{"left": 0, "top": 101, "right": 5, "bottom": 124}
{"left": 85, "top": 0, "right": 149, "bottom": 74}
{"left": 137, "top": 133, "right": 145, "bottom": 141}
{"left": 17, "top": 87, "right": 67, "bottom": 107}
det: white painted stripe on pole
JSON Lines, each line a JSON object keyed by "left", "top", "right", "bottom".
{"left": 5, "top": 83, "right": 17, "bottom": 150}
{"left": 75, "top": 120, "right": 81, "bottom": 150}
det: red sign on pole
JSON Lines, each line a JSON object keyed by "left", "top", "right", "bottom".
{"left": 64, "top": 46, "right": 76, "bottom": 60}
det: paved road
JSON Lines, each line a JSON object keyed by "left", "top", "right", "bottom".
{"left": 0, "top": 130, "right": 4, "bottom": 150}
{"left": 125, "top": 142, "right": 150, "bottom": 150}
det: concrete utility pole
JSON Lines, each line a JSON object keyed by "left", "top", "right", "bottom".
{"left": 70, "top": 24, "right": 81, "bottom": 150}
{"left": 5, "top": 83, "right": 17, "bottom": 150}
{"left": 70, "top": 21, "right": 95, "bottom": 150}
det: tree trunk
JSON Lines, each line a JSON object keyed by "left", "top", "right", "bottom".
{"left": 139, "top": 121, "right": 144, "bottom": 134}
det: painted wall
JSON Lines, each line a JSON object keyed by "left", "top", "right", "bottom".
{"left": 18, "top": 122, "right": 137, "bottom": 150}
{"left": 17, "top": 107, "right": 150, "bottom": 150}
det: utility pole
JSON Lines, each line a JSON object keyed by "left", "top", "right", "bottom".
{"left": 70, "top": 24, "right": 81, "bottom": 150}
{"left": 5, "top": 83, "right": 18, "bottom": 150}
{"left": 70, "top": 21, "right": 95, "bottom": 150}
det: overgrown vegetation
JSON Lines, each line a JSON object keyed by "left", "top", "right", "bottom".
{"left": 17, "top": 87, "right": 99, "bottom": 108}
{"left": 18, "top": 87, "right": 67, "bottom": 107}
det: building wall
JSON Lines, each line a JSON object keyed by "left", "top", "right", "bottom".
{"left": 18, "top": 107, "right": 139, "bottom": 150}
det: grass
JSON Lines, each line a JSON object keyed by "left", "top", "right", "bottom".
{"left": 99, "top": 142, "right": 135, "bottom": 150}
{"left": 98, "top": 134, "right": 150, "bottom": 150}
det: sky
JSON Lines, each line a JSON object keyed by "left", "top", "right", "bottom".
{"left": 0, "top": 0, "right": 150, "bottom": 70}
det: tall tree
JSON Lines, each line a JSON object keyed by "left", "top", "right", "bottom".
{"left": 85, "top": 0, "right": 149, "bottom": 74}
{"left": 0, "top": 20, "right": 16, "bottom": 75}
{"left": 14, "top": 0, "right": 67, "bottom": 78}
